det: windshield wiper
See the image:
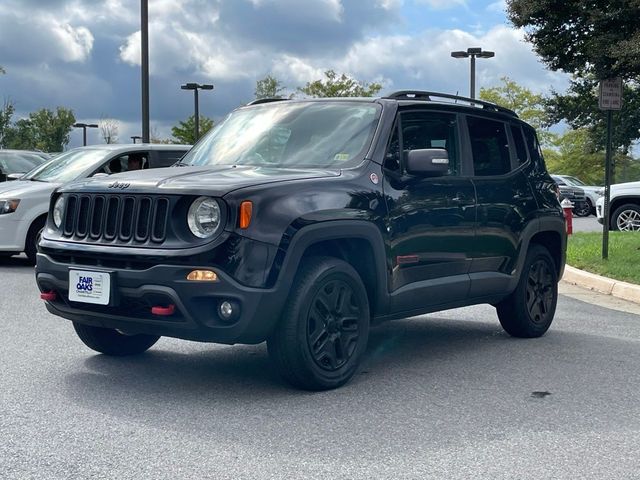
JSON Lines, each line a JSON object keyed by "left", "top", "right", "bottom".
{"left": 29, "top": 178, "right": 47, "bottom": 182}
{"left": 173, "top": 160, "right": 191, "bottom": 167}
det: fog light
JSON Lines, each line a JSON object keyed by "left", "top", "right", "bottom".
{"left": 219, "top": 301, "right": 234, "bottom": 319}
{"left": 187, "top": 270, "right": 218, "bottom": 281}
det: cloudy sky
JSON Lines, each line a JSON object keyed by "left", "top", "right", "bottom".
{"left": 0, "top": 0, "right": 569, "bottom": 148}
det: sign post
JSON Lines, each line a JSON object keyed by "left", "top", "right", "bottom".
{"left": 599, "top": 78, "right": 622, "bottom": 260}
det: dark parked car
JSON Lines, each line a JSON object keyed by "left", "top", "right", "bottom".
{"left": 0, "top": 149, "right": 49, "bottom": 181}
{"left": 36, "top": 92, "right": 566, "bottom": 390}
{"left": 550, "top": 175, "right": 590, "bottom": 217}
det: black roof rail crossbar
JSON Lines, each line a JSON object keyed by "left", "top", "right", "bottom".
{"left": 384, "top": 90, "right": 517, "bottom": 117}
{"left": 246, "top": 97, "right": 289, "bottom": 106}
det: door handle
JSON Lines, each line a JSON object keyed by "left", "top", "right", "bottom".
{"left": 451, "top": 193, "right": 471, "bottom": 204}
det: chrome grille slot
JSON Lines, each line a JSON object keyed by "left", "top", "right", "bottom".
{"left": 151, "top": 198, "right": 169, "bottom": 242}
{"left": 76, "top": 196, "right": 91, "bottom": 238}
{"left": 63, "top": 195, "right": 77, "bottom": 236}
{"left": 135, "top": 197, "right": 152, "bottom": 241}
{"left": 90, "top": 196, "right": 105, "bottom": 239}
{"left": 104, "top": 196, "right": 120, "bottom": 240}
{"left": 119, "top": 197, "right": 136, "bottom": 241}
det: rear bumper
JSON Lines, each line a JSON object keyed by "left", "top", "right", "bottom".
{"left": 35, "top": 253, "right": 286, "bottom": 344}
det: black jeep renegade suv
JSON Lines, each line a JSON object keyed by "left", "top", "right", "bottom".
{"left": 36, "top": 91, "right": 566, "bottom": 390}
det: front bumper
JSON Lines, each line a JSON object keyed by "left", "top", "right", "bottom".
{"left": 35, "top": 253, "right": 286, "bottom": 344}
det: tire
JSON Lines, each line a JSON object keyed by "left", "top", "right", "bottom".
{"left": 267, "top": 256, "right": 370, "bottom": 391}
{"left": 611, "top": 204, "right": 640, "bottom": 231}
{"left": 573, "top": 200, "right": 591, "bottom": 217}
{"left": 496, "top": 244, "right": 558, "bottom": 338}
{"left": 25, "top": 217, "right": 46, "bottom": 265}
{"left": 73, "top": 322, "right": 160, "bottom": 356}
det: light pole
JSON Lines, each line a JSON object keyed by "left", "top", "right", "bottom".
{"left": 131, "top": 135, "right": 142, "bottom": 144}
{"left": 74, "top": 123, "right": 99, "bottom": 146}
{"left": 141, "top": 0, "right": 150, "bottom": 143}
{"left": 181, "top": 83, "right": 214, "bottom": 141}
{"left": 451, "top": 47, "right": 495, "bottom": 99}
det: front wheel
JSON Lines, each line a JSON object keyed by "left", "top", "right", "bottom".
{"left": 496, "top": 245, "right": 558, "bottom": 338}
{"left": 611, "top": 204, "right": 640, "bottom": 231}
{"left": 573, "top": 200, "right": 591, "bottom": 217}
{"left": 267, "top": 256, "right": 370, "bottom": 391}
{"left": 73, "top": 322, "right": 160, "bottom": 356}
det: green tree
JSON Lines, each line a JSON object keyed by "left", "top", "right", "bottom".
{"left": 544, "top": 128, "right": 639, "bottom": 184}
{"left": 255, "top": 75, "right": 287, "bottom": 99}
{"left": 0, "top": 100, "right": 14, "bottom": 148}
{"left": 4, "top": 107, "right": 75, "bottom": 152}
{"left": 549, "top": 78, "right": 640, "bottom": 155}
{"left": 479, "top": 76, "right": 555, "bottom": 146}
{"left": 171, "top": 115, "right": 214, "bottom": 144}
{"left": 298, "top": 70, "right": 382, "bottom": 98}
{"left": 507, "top": 0, "right": 640, "bottom": 79}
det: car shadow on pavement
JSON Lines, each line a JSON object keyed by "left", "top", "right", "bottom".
{"left": 0, "top": 254, "right": 32, "bottom": 268}
{"left": 59, "top": 317, "right": 544, "bottom": 425}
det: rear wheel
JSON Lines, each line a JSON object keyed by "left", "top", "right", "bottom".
{"left": 496, "top": 245, "right": 558, "bottom": 338}
{"left": 267, "top": 256, "right": 370, "bottom": 391}
{"left": 73, "top": 322, "right": 160, "bottom": 356}
{"left": 611, "top": 204, "right": 640, "bottom": 231}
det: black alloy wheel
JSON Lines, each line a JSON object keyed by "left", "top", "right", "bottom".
{"left": 525, "top": 259, "right": 555, "bottom": 326}
{"left": 307, "top": 279, "right": 361, "bottom": 371}
{"left": 497, "top": 244, "right": 558, "bottom": 338}
{"left": 573, "top": 201, "right": 591, "bottom": 217}
{"left": 268, "top": 256, "right": 370, "bottom": 391}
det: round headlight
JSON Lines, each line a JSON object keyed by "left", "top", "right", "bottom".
{"left": 187, "top": 196, "right": 221, "bottom": 238}
{"left": 53, "top": 196, "right": 65, "bottom": 228}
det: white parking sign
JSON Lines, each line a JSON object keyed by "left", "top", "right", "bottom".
{"left": 599, "top": 78, "right": 623, "bottom": 110}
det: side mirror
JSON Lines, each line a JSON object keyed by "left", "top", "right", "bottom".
{"left": 7, "top": 173, "right": 24, "bottom": 181}
{"left": 92, "top": 172, "right": 109, "bottom": 178}
{"left": 405, "top": 148, "right": 450, "bottom": 177}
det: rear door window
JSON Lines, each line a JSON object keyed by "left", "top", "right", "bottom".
{"left": 467, "top": 116, "right": 511, "bottom": 176}
{"left": 510, "top": 125, "right": 528, "bottom": 166}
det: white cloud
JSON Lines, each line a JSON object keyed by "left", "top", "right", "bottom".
{"left": 415, "top": 0, "right": 467, "bottom": 10}
{"left": 51, "top": 23, "right": 94, "bottom": 62}
{"left": 487, "top": 0, "right": 506, "bottom": 13}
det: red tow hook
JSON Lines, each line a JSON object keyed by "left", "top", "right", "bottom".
{"left": 40, "top": 291, "right": 57, "bottom": 301}
{"left": 151, "top": 304, "right": 176, "bottom": 316}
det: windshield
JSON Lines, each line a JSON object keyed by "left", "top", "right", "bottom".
{"left": 25, "top": 149, "right": 109, "bottom": 183}
{"left": 565, "top": 176, "right": 586, "bottom": 186}
{"left": 0, "top": 153, "right": 46, "bottom": 174}
{"left": 182, "top": 101, "right": 381, "bottom": 168}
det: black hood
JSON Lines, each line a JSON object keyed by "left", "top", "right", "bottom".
{"left": 58, "top": 165, "right": 342, "bottom": 196}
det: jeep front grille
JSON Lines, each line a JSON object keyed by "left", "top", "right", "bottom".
{"left": 61, "top": 194, "right": 170, "bottom": 244}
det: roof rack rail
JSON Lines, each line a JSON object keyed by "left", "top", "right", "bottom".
{"left": 384, "top": 90, "right": 518, "bottom": 117}
{"left": 246, "top": 97, "right": 289, "bottom": 106}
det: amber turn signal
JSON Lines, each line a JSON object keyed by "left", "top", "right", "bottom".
{"left": 239, "top": 201, "right": 253, "bottom": 229}
{"left": 186, "top": 270, "right": 219, "bottom": 282}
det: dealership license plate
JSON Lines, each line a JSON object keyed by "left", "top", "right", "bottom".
{"left": 68, "top": 270, "right": 111, "bottom": 305}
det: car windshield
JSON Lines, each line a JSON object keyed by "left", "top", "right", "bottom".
{"left": 24, "top": 149, "right": 109, "bottom": 183}
{"left": 565, "top": 176, "right": 586, "bottom": 186}
{"left": 0, "top": 153, "right": 46, "bottom": 174}
{"left": 181, "top": 101, "right": 382, "bottom": 168}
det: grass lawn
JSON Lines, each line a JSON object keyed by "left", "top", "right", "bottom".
{"left": 567, "top": 232, "right": 640, "bottom": 284}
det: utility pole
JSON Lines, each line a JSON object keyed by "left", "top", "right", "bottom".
{"left": 141, "top": 0, "right": 150, "bottom": 143}
{"left": 451, "top": 47, "right": 495, "bottom": 99}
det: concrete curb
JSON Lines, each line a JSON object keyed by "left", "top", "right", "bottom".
{"left": 562, "top": 265, "right": 640, "bottom": 304}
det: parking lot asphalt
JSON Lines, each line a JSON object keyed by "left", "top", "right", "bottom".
{"left": 1, "top": 256, "right": 639, "bottom": 479}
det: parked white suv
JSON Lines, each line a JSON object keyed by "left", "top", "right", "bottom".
{"left": 0, "top": 144, "right": 190, "bottom": 262}
{"left": 552, "top": 174, "right": 602, "bottom": 216}
{"left": 596, "top": 180, "right": 640, "bottom": 231}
